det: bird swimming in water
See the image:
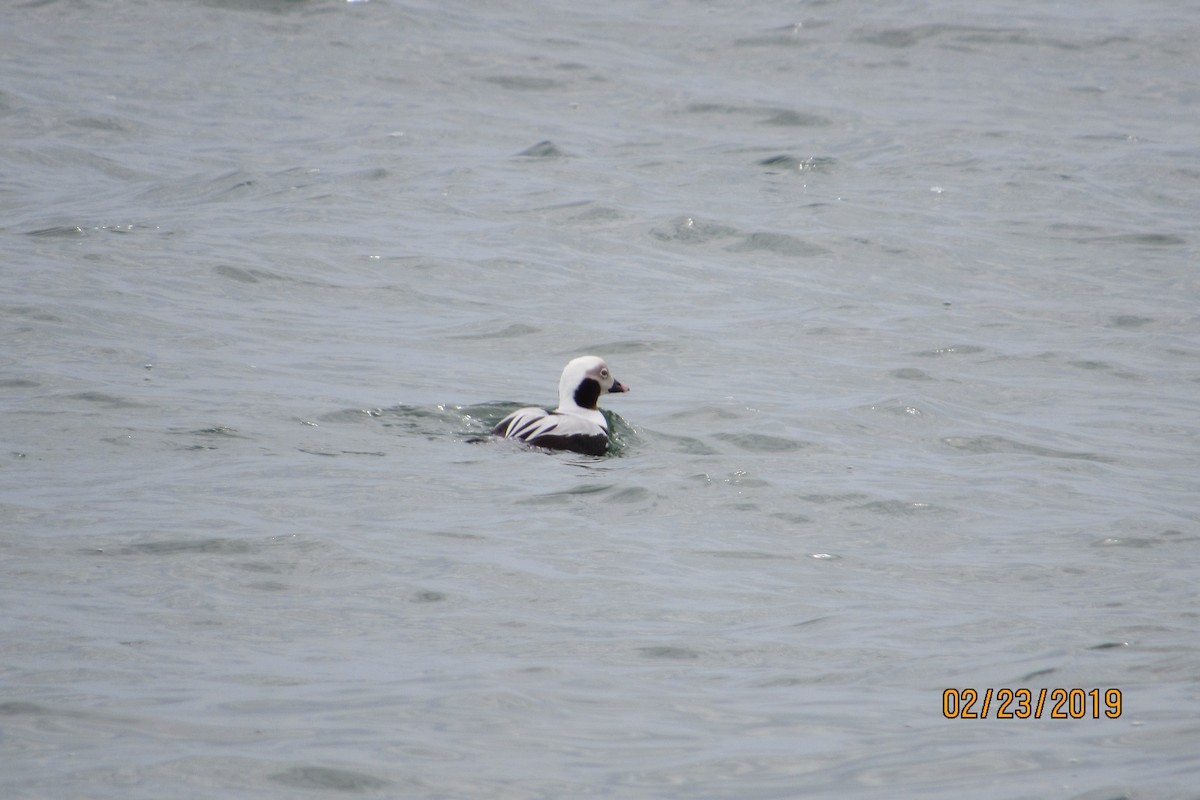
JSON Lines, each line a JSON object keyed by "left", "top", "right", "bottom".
{"left": 491, "top": 356, "right": 629, "bottom": 456}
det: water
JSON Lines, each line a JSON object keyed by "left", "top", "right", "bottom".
{"left": 3, "top": 0, "right": 1199, "bottom": 797}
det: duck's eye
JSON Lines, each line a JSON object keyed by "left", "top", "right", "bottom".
{"left": 600, "top": 368, "right": 609, "bottom": 378}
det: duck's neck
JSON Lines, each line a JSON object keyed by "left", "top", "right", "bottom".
{"left": 554, "top": 399, "right": 607, "bottom": 428}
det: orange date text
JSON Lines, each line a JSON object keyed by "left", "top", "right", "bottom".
{"left": 942, "top": 688, "right": 1122, "bottom": 719}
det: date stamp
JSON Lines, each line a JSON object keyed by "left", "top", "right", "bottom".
{"left": 943, "top": 688, "right": 1122, "bottom": 719}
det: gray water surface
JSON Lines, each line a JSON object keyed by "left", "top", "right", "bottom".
{"left": 3, "top": 0, "right": 1199, "bottom": 797}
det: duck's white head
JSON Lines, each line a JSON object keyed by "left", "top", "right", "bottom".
{"left": 556, "top": 355, "right": 629, "bottom": 413}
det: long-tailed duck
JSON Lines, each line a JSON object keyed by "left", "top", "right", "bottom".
{"left": 492, "top": 356, "right": 629, "bottom": 456}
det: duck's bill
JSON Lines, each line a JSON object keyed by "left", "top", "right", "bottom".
{"left": 610, "top": 380, "right": 630, "bottom": 393}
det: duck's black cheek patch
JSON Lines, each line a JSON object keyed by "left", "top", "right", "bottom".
{"left": 573, "top": 377, "right": 602, "bottom": 410}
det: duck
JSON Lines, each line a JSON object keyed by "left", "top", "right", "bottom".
{"left": 492, "top": 356, "right": 629, "bottom": 456}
